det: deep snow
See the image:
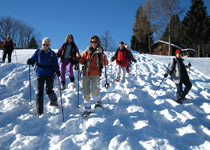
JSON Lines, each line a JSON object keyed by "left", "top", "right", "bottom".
{"left": 0, "top": 49, "right": 210, "bottom": 150}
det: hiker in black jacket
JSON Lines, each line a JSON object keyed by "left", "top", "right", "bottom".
{"left": 1, "top": 35, "right": 15, "bottom": 63}
{"left": 164, "top": 49, "right": 192, "bottom": 103}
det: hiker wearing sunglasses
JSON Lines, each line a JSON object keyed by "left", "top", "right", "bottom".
{"left": 77, "top": 35, "right": 109, "bottom": 117}
{"left": 27, "top": 37, "right": 60, "bottom": 116}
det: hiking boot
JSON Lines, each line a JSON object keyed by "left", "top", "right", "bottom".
{"left": 176, "top": 99, "right": 182, "bottom": 104}
{"left": 61, "top": 81, "right": 65, "bottom": 90}
{"left": 95, "top": 101, "right": 103, "bottom": 109}
{"left": 50, "top": 101, "right": 58, "bottom": 106}
{"left": 115, "top": 77, "right": 120, "bottom": 82}
{"left": 82, "top": 111, "right": 92, "bottom": 118}
{"left": 85, "top": 105, "right": 91, "bottom": 112}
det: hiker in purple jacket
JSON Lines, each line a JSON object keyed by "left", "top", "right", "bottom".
{"left": 57, "top": 34, "right": 80, "bottom": 90}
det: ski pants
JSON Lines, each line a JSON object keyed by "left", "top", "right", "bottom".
{"left": 117, "top": 65, "right": 126, "bottom": 80}
{"left": 60, "top": 58, "right": 74, "bottom": 82}
{"left": 2, "top": 50, "right": 12, "bottom": 63}
{"left": 175, "top": 76, "right": 192, "bottom": 100}
{"left": 83, "top": 75, "right": 100, "bottom": 102}
{"left": 36, "top": 76, "right": 57, "bottom": 115}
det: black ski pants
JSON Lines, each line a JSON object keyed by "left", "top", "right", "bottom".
{"left": 175, "top": 76, "right": 192, "bottom": 100}
{"left": 36, "top": 76, "right": 57, "bottom": 115}
{"left": 2, "top": 50, "right": 12, "bottom": 63}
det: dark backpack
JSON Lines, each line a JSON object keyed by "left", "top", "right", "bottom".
{"left": 169, "top": 58, "right": 176, "bottom": 76}
{"left": 36, "top": 49, "right": 54, "bottom": 68}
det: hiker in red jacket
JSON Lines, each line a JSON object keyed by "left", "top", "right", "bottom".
{"left": 1, "top": 35, "right": 15, "bottom": 63}
{"left": 111, "top": 41, "right": 129, "bottom": 82}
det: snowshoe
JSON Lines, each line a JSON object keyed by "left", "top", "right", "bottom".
{"left": 114, "top": 77, "right": 120, "bottom": 82}
{"left": 176, "top": 99, "right": 182, "bottom": 104}
{"left": 50, "top": 101, "right": 59, "bottom": 106}
{"left": 94, "top": 101, "right": 104, "bottom": 109}
{"left": 60, "top": 81, "right": 66, "bottom": 90}
{"left": 82, "top": 111, "right": 92, "bottom": 118}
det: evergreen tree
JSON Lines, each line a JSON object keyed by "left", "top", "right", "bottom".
{"left": 161, "top": 14, "right": 182, "bottom": 46}
{"left": 28, "top": 36, "right": 38, "bottom": 49}
{"left": 131, "top": 5, "right": 154, "bottom": 53}
{"left": 181, "top": 0, "right": 210, "bottom": 57}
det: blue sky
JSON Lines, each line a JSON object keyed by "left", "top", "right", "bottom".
{"left": 0, "top": 0, "right": 210, "bottom": 50}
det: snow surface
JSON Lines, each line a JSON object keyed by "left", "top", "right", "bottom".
{"left": 0, "top": 49, "right": 210, "bottom": 150}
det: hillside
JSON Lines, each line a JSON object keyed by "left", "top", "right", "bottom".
{"left": 0, "top": 49, "right": 210, "bottom": 150}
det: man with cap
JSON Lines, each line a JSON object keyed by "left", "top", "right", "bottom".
{"left": 164, "top": 49, "right": 192, "bottom": 103}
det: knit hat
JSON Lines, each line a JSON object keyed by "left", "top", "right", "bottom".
{"left": 175, "top": 49, "right": 181, "bottom": 55}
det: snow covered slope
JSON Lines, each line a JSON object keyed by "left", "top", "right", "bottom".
{"left": 0, "top": 49, "right": 210, "bottom": 150}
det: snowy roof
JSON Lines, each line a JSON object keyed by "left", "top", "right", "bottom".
{"left": 152, "top": 40, "right": 182, "bottom": 49}
{"left": 182, "top": 48, "right": 196, "bottom": 52}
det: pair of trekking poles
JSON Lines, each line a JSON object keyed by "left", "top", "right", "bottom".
{"left": 28, "top": 65, "right": 65, "bottom": 122}
{"left": 154, "top": 64, "right": 191, "bottom": 94}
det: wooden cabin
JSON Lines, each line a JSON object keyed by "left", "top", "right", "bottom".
{"left": 151, "top": 40, "right": 182, "bottom": 56}
{"left": 182, "top": 48, "right": 195, "bottom": 57}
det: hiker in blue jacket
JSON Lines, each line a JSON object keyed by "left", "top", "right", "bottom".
{"left": 27, "top": 37, "right": 60, "bottom": 116}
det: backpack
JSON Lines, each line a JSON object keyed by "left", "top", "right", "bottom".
{"left": 36, "top": 49, "right": 54, "bottom": 68}
{"left": 85, "top": 48, "right": 103, "bottom": 76}
{"left": 169, "top": 58, "right": 176, "bottom": 76}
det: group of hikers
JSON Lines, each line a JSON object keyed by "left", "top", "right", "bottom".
{"left": 1, "top": 34, "right": 192, "bottom": 117}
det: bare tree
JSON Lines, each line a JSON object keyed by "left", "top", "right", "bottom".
{"left": 143, "top": 0, "right": 161, "bottom": 53}
{"left": 0, "top": 16, "right": 41, "bottom": 48}
{"left": 156, "top": 0, "right": 183, "bottom": 55}
{"left": 100, "top": 31, "right": 116, "bottom": 52}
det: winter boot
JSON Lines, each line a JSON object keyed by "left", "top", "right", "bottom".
{"left": 50, "top": 101, "right": 58, "bottom": 106}
{"left": 176, "top": 99, "right": 182, "bottom": 104}
{"left": 126, "top": 67, "right": 130, "bottom": 73}
{"left": 61, "top": 81, "right": 65, "bottom": 90}
{"left": 82, "top": 101, "right": 92, "bottom": 117}
{"left": 115, "top": 77, "right": 120, "bottom": 82}
{"left": 95, "top": 101, "right": 103, "bottom": 109}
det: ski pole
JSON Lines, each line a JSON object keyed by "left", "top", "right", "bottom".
{"left": 77, "top": 63, "right": 80, "bottom": 108}
{"left": 29, "top": 65, "right": 32, "bottom": 106}
{"left": 58, "top": 77, "right": 64, "bottom": 122}
{"left": 14, "top": 50, "right": 18, "bottom": 63}
{"left": 110, "top": 61, "right": 112, "bottom": 80}
{"left": 189, "top": 67, "right": 190, "bottom": 78}
{"left": 104, "top": 49, "right": 110, "bottom": 89}
{"left": 154, "top": 77, "right": 165, "bottom": 94}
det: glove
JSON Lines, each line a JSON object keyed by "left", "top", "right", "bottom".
{"left": 111, "top": 57, "right": 115, "bottom": 62}
{"left": 27, "top": 58, "right": 33, "bottom": 65}
{"left": 188, "top": 62, "right": 191, "bottom": 67}
{"left": 133, "top": 59, "right": 137, "bottom": 63}
{"left": 164, "top": 73, "right": 168, "bottom": 78}
{"left": 56, "top": 70, "right": 61, "bottom": 77}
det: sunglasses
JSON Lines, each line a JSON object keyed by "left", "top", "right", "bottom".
{"left": 91, "top": 41, "right": 97, "bottom": 43}
{"left": 43, "top": 44, "right": 49, "bottom": 47}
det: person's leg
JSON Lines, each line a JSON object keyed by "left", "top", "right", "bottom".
{"left": 46, "top": 76, "right": 57, "bottom": 105}
{"left": 1, "top": 50, "right": 7, "bottom": 62}
{"left": 36, "top": 76, "right": 45, "bottom": 115}
{"left": 121, "top": 66, "right": 126, "bottom": 82}
{"left": 92, "top": 75, "right": 100, "bottom": 100}
{"left": 116, "top": 65, "right": 121, "bottom": 81}
{"left": 60, "top": 59, "right": 68, "bottom": 82}
{"left": 60, "top": 59, "right": 68, "bottom": 89}
{"left": 83, "top": 76, "right": 91, "bottom": 111}
{"left": 7, "top": 51, "right": 12, "bottom": 63}
{"left": 68, "top": 62, "right": 75, "bottom": 87}
{"left": 182, "top": 78, "right": 192, "bottom": 99}
{"left": 175, "top": 82, "right": 183, "bottom": 103}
